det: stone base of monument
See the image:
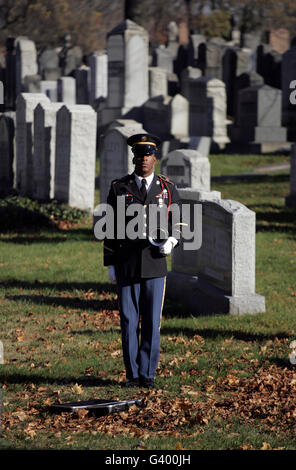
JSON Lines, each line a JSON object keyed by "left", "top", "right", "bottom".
{"left": 285, "top": 194, "right": 296, "bottom": 208}
{"left": 228, "top": 125, "right": 290, "bottom": 153}
{"left": 166, "top": 271, "right": 266, "bottom": 315}
{"left": 226, "top": 141, "right": 291, "bottom": 154}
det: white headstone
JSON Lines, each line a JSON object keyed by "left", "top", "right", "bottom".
{"left": 149, "top": 67, "right": 168, "bottom": 98}
{"left": 15, "top": 38, "right": 38, "bottom": 95}
{"left": 57, "top": 77, "right": 76, "bottom": 105}
{"left": 167, "top": 191, "right": 265, "bottom": 315}
{"left": 33, "top": 102, "right": 63, "bottom": 200}
{"left": 102, "top": 20, "right": 149, "bottom": 124}
{"left": 99, "top": 122, "right": 146, "bottom": 204}
{"left": 143, "top": 94, "right": 189, "bottom": 141}
{"left": 161, "top": 149, "right": 210, "bottom": 190}
{"left": 90, "top": 52, "right": 108, "bottom": 104}
{"left": 40, "top": 80, "right": 58, "bottom": 101}
{"left": 54, "top": 105, "right": 97, "bottom": 211}
{"left": 16, "top": 93, "right": 50, "bottom": 196}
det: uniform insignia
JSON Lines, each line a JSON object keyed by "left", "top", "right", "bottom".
{"left": 141, "top": 135, "right": 147, "bottom": 142}
{"left": 159, "top": 174, "right": 174, "bottom": 184}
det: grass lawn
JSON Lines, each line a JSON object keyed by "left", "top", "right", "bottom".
{"left": 1, "top": 152, "right": 296, "bottom": 450}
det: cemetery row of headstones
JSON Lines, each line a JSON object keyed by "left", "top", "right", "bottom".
{"left": 1, "top": 22, "right": 296, "bottom": 143}
{"left": 0, "top": 93, "right": 97, "bottom": 211}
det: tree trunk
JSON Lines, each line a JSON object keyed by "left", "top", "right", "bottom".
{"left": 124, "top": 0, "right": 139, "bottom": 20}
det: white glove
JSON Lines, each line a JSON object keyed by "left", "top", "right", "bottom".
{"left": 159, "top": 237, "right": 177, "bottom": 256}
{"left": 108, "top": 265, "right": 116, "bottom": 282}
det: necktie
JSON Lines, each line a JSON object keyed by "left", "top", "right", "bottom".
{"left": 140, "top": 178, "right": 147, "bottom": 200}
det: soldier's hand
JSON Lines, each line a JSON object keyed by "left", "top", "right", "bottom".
{"left": 108, "top": 266, "right": 116, "bottom": 282}
{"left": 159, "top": 239, "right": 175, "bottom": 256}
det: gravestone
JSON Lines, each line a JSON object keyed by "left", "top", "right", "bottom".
{"left": 233, "top": 71, "right": 264, "bottom": 121}
{"left": 40, "top": 81, "right": 58, "bottom": 102}
{"left": 282, "top": 47, "right": 296, "bottom": 141}
{"left": 181, "top": 66, "right": 202, "bottom": 98}
{"left": 89, "top": 52, "right": 108, "bottom": 104}
{"left": 182, "top": 77, "right": 229, "bottom": 148}
{"left": 222, "top": 47, "right": 252, "bottom": 116}
{"left": 188, "top": 34, "right": 206, "bottom": 67}
{"left": 241, "top": 31, "right": 261, "bottom": 50}
{"left": 166, "top": 21, "right": 179, "bottom": 59}
{"left": 101, "top": 20, "right": 149, "bottom": 126}
{"left": 152, "top": 45, "right": 174, "bottom": 74}
{"left": 99, "top": 122, "right": 146, "bottom": 204}
{"left": 163, "top": 136, "right": 211, "bottom": 159}
{"left": 24, "top": 74, "right": 41, "bottom": 93}
{"left": 16, "top": 93, "right": 50, "bottom": 196}
{"left": 205, "top": 37, "right": 227, "bottom": 79}
{"left": 229, "top": 85, "right": 287, "bottom": 152}
{"left": 15, "top": 38, "right": 38, "bottom": 96}
{"left": 57, "top": 77, "right": 76, "bottom": 104}
{"left": 285, "top": 144, "right": 296, "bottom": 208}
{"left": 33, "top": 102, "right": 63, "bottom": 200}
{"left": 142, "top": 94, "right": 188, "bottom": 141}
{"left": 75, "top": 66, "right": 90, "bottom": 104}
{"left": 166, "top": 190, "right": 266, "bottom": 315}
{"left": 149, "top": 67, "right": 168, "bottom": 98}
{"left": 0, "top": 114, "right": 14, "bottom": 195}
{"left": 256, "top": 44, "right": 282, "bottom": 89}
{"left": 38, "top": 48, "right": 61, "bottom": 80}
{"left": 5, "top": 37, "right": 17, "bottom": 110}
{"left": 161, "top": 149, "right": 210, "bottom": 190}
{"left": 59, "top": 34, "right": 83, "bottom": 76}
{"left": 54, "top": 105, "right": 97, "bottom": 211}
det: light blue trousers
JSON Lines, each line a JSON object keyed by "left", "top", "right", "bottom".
{"left": 116, "top": 276, "right": 166, "bottom": 380}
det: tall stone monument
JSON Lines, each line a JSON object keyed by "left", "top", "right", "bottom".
{"left": 89, "top": 51, "right": 108, "bottom": 104}
{"left": 16, "top": 93, "right": 50, "bottom": 196}
{"left": 33, "top": 102, "right": 63, "bottom": 200}
{"left": 15, "top": 38, "right": 38, "bottom": 96}
{"left": 54, "top": 105, "right": 97, "bottom": 211}
{"left": 101, "top": 20, "right": 149, "bottom": 126}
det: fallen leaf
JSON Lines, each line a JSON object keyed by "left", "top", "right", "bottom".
{"left": 71, "top": 383, "right": 83, "bottom": 395}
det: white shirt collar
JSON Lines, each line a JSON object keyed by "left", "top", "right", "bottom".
{"left": 134, "top": 172, "right": 154, "bottom": 190}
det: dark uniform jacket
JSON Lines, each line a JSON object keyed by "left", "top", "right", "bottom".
{"left": 103, "top": 172, "right": 181, "bottom": 280}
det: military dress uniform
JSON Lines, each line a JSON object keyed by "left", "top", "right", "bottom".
{"left": 103, "top": 135, "right": 181, "bottom": 387}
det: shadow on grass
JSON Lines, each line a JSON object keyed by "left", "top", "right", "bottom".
{"left": 211, "top": 173, "right": 290, "bottom": 184}
{"left": 3, "top": 281, "right": 117, "bottom": 311}
{"left": 5, "top": 294, "right": 117, "bottom": 311}
{"left": 1, "top": 280, "right": 116, "bottom": 294}
{"left": 246, "top": 203, "right": 296, "bottom": 235}
{"left": 160, "top": 326, "right": 291, "bottom": 343}
{"left": 0, "top": 228, "right": 94, "bottom": 243}
{"left": 0, "top": 372, "right": 118, "bottom": 387}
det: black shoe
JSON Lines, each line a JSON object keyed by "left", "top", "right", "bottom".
{"left": 122, "top": 378, "right": 139, "bottom": 388}
{"left": 140, "top": 377, "right": 154, "bottom": 389}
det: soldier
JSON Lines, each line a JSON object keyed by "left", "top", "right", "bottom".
{"left": 104, "top": 133, "right": 182, "bottom": 388}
